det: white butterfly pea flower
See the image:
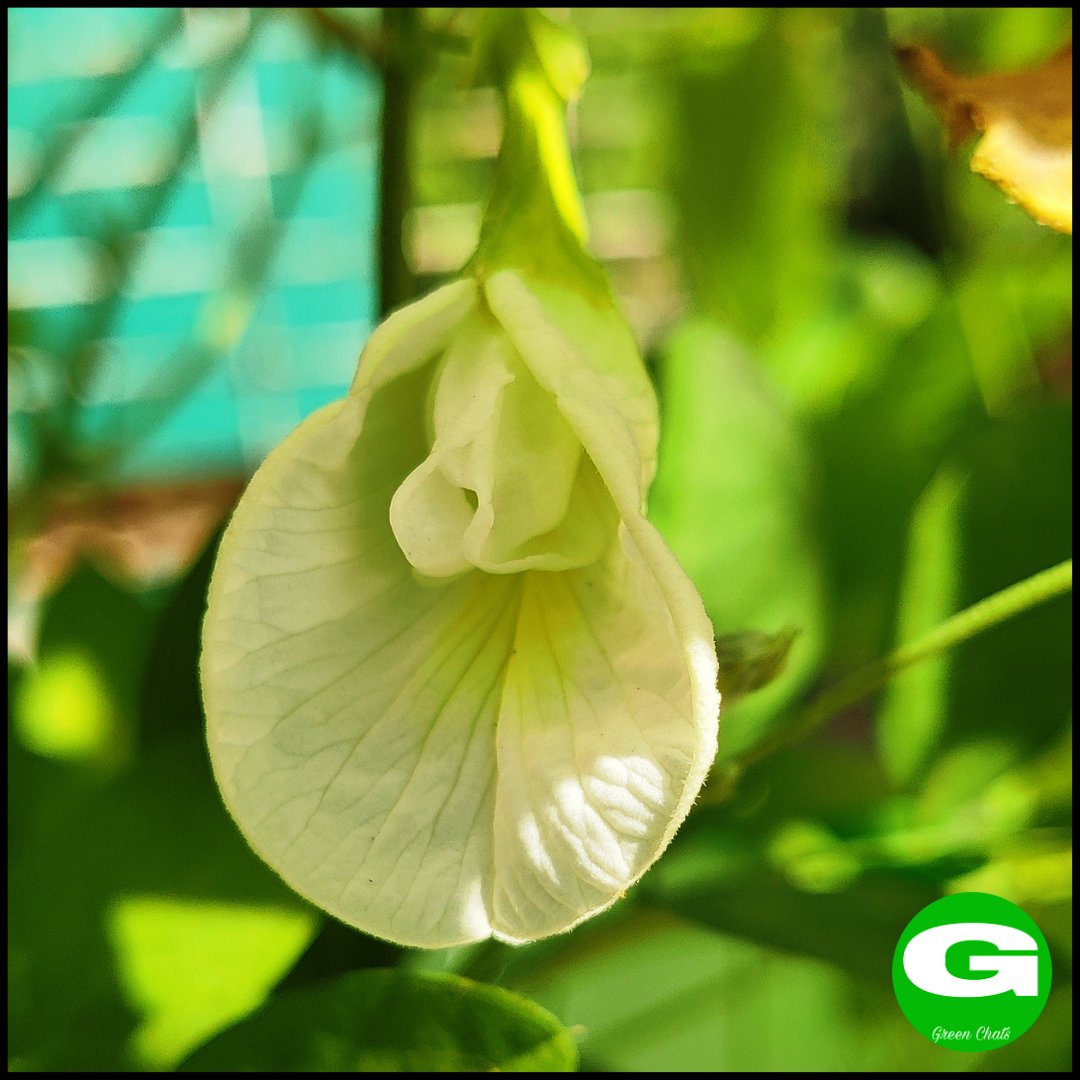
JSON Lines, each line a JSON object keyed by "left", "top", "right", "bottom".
{"left": 201, "top": 12, "right": 720, "bottom": 949}
{"left": 201, "top": 271, "right": 720, "bottom": 947}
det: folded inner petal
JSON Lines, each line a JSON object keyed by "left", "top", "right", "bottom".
{"left": 474, "top": 343, "right": 586, "bottom": 562}
{"left": 391, "top": 307, "right": 617, "bottom": 578}
{"left": 389, "top": 317, "right": 511, "bottom": 579}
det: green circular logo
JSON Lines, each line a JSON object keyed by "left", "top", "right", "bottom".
{"left": 893, "top": 892, "right": 1051, "bottom": 1051}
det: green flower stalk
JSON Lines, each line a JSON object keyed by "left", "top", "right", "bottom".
{"left": 201, "top": 10, "right": 720, "bottom": 948}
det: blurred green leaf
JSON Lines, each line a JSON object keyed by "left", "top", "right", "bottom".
{"left": 12, "top": 565, "right": 159, "bottom": 769}
{"left": 8, "top": 554, "right": 317, "bottom": 1072}
{"left": 503, "top": 907, "right": 978, "bottom": 1071}
{"left": 885, "top": 7, "right": 1073, "bottom": 72}
{"left": 950, "top": 842, "right": 1072, "bottom": 909}
{"left": 642, "top": 837, "right": 939, "bottom": 987}
{"left": 945, "top": 405, "right": 1072, "bottom": 754}
{"left": 809, "top": 294, "right": 984, "bottom": 670}
{"left": 272, "top": 918, "right": 406, "bottom": 995}
{"left": 179, "top": 969, "right": 579, "bottom": 1072}
{"left": 747, "top": 741, "right": 899, "bottom": 829}
{"left": 667, "top": 10, "right": 838, "bottom": 347}
{"left": 649, "top": 320, "right": 827, "bottom": 761}
{"left": 974, "top": 981, "right": 1072, "bottom": 1072}
{"left": 878, "top": 466, "right": 965, "bottom": 786}
{"left": 904, "top": 724, "right": 1071, "bottom": 880}
{"left": 879, "top": 401, "right": 1071, "bottom": 797}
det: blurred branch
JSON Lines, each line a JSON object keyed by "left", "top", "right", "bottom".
{"left": 377, "top": 7, "right": 420, "bottom": 314}
{"left": 711, "top": 559, "right": 1074, "bottom": 798}
{"left": 297, "top": 8, "right": 469, "bottom": 71}
{"left": 298, "top": 7, "right": 418, "bottom": 312}
{"left": 300, "top": 7, "right": 385, "bottom": 69}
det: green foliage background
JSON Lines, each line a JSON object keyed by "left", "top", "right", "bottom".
{"left": 8, "top": 7, "right": 1072, "bottom": 1072}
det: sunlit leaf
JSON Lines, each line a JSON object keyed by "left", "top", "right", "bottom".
{"left": 14, "top": 647, "right": 116, "bottom": 763}
{"left": 948, "top": 843, "right": 1072, "bottom": 906}
{"left": 12, "top": 565, "right": 158, "bottom": 769}
{"left": 649, "top": 320, "right": 826, "bottom": 761}
{"left": 8, "top": 557, "right": 317, "bottom": 1072}
{"left": 501, "top": 907, "right": 979, "bottom": 1071}
{"left": 179, "top": 969, "right": 579, "bottom": 1072}
{"left": 107, "top": 896, "right": 314, "bottom": 1070}
{"left": 877, "top": 466, "right": 964, "bottom": 786}
{"left": 898, "top": 40, "right": 1073, "bottom": 233}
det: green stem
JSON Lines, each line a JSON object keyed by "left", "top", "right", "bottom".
{"left": 484, "top": 53, "right": 585, "bottom": 245}
{"left": 735, "top": 558, "right": 1073, "bottom": 774}
{"left": 470, "top": 9, "right": 597, "bottom": 290}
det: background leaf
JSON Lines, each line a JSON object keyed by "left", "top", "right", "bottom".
{"left": 649, "top": 320, "right": 827, "bottom": 760}
{"left": 179, "top": 969, "right": 579, "bottom": 1073}
{"left": 8, "top": 554, "right": 318, "bottom": 1072}
{"left": 496, "top": 907, "right": 978, "bottom": 1072}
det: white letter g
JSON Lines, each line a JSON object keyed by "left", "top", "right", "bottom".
{"left": 903, "top": 922, "right": 1039, "bottom": 998}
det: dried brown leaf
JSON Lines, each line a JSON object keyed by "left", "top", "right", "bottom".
{"left": 898, "top": 40, "right": 1073, "bottom": 234}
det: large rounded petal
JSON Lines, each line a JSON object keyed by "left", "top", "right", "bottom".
{"left": 204, "top": 269, "right": 719, "bottom": 949}
{"left": 491, "top": 522, "right": 718, "bottom": 942}
{"left": 203, "top": 371, "right": 508, "bottom": 947}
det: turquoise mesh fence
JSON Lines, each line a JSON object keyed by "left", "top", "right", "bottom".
{"left": 8, "top": 7, "right": 381, "bottom": 481}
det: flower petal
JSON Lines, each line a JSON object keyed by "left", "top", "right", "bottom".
{"left": 204, "top": 348, "right": 718, "bottom": 948}
{"left": 390, "top": 308, "right": 616, "bottom": 578}
{"left": 492, "top": 522, "right": 719, "bottom": 942}
{"left": 484, "top": 269, "right": 721, "bottom": 928}
{"left": 349, "top": 278, "right": 479, "bottom": 400}
{"left": 203, "top": 373, "right": 508, "bottom": 948}
{"left": 483, "top": 270, "right": 660, "bottom": 514}
{"left": 388, "top": 312, "right": 513, "bottom": 579}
